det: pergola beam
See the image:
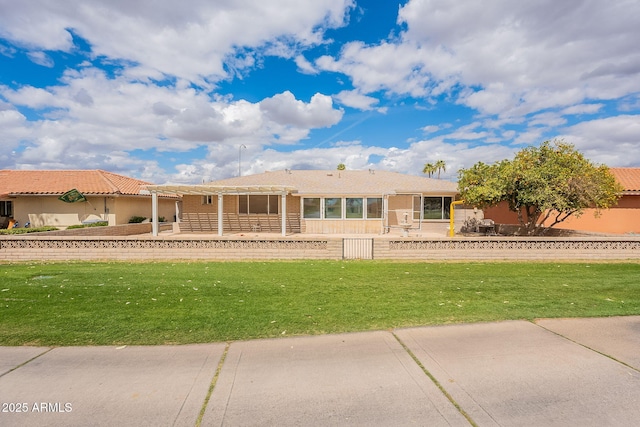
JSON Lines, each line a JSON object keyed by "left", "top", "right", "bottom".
{"left": 146, "top": 184, "right": 296, "bottom": 237}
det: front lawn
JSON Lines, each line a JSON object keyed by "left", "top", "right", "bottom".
{"left": 1, "top": 261, "right": 638, "bottom": 345}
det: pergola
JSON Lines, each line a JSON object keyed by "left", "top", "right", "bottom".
{"left": 144, "top": 184, "right": 297, "bottom": 236}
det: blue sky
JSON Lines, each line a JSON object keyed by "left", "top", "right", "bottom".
{"left": 1, "top": 0, "right": 639, "bottom": 184}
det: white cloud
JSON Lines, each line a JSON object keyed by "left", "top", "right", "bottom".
{"left": 0, "top": 0, "right": 354, "bottom": 84}
{"left": 316, "top": 41, "right": 432, "bottom": 97}
{"left": 421, "top": 125, "right": 440, "bottom": 134}
{"left": 618, "top": 95, "right": 640, "bottom": 112}
{"left": 559, "top": 115, "right": 640, "bottom": 166}
{"left": 334, "top": 90, "right": 380, "bottom": 111}
{"left": 315, "top": 0, "right": 640, "bottom": 120}
{"left": 294, "top": 55, "right": 318, "bottom": 74}
{"left": 0, "top": 68, "right": 345, "bottom": 179}
{"left": 528, "top": 112, "right": 567, "bottom": 128}
{"left": 2, "top": 86, "right": 57, "bottom": 109}
{"left": 260, "top": 91, "right": 343, "bottom": 129}
{"left": 560, "top": 104, "right": 604, "bottom": 116}
{"left": 26, "top": 51, "right": 54, "bottom": 67}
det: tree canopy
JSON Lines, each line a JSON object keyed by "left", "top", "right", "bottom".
{"left": 458, "top": 140, "right": 623, "bottom": 235}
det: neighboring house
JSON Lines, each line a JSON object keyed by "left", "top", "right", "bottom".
{"left": 0, "top": 170, "right": 179, "bottom": 228}
{"left": 146, "top": 169, "right": 464, "bottom": 236}
{"left": 483, "top": 167, "right": 640, "bottom": 234}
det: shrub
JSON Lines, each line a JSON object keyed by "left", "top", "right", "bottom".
{"left": 87, "top": 221, "right": 108, "bottom": 227}
{"left": 128, "top": 216, "right": 147, "bottom": 223}
{"left": 0, "top": 227, "right": 58, "bottom": 235}
{"left": 67, "top": 222, "right": 108, "bottom": 229}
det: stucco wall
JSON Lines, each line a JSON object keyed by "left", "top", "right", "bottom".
{"left": 484, "top": 195, "right": 640, "bottom": 235}
{"left": 550, "top": 200, "right": 640, "bottom": 234}
{"left": 303, "top": 219, "right": 385, "bottom": 234}
{"left": 114, "top": 196, "right": 177, "bottom": 225}
{"left": 12, "top": 195, "right": 176, "bottom": 228}
{"left": 16, "top": 196, "right": 113, "bottom": 227}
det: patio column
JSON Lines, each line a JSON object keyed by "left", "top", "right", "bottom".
{"left": 217, "top": 194, "right": 224, "bottom": 236}
{"left": 281, "top": 193, "right": 287, "bottom": 236}
{"left": 151, "top": 192, "right": 158, "bottom": 236}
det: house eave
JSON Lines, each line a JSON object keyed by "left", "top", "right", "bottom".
{"left": 145, "top": 184, "right": 297, "bottom": 196}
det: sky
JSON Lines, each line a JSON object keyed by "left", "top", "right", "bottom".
{"left": 1, "top": 0, "right": 639, "bottom": 184}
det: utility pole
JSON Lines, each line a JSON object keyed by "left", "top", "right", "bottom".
{"left": 238, "top": 144, "right": 246, "bottom": 176}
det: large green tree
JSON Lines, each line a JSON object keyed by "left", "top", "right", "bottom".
{"left": 458, "top": 140, "right": 623, "bottom": 235}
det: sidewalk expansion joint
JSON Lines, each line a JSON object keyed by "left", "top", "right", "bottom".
{"left": 532, "top": 321, "right": 640, "bottom": 374}
{"left": 392, "top": 332, "right": 478, "bottom": 427}
{"left": 195, "top": 342, "right": 230, "bottom": 427}
{"left": 0, "top": 347, "right": 54, "bottom": 379}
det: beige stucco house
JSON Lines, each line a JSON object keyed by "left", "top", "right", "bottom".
{"left": 146, "top": 169, "right": 464, "bottom": 236}
{"left": 0, "top": 170, "right": 178, "bottom": 228}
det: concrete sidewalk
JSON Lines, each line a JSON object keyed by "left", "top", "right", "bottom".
{"left": 1, "top": 316, "right": 639, "bottom": 426}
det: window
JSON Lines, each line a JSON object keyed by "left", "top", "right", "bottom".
{"left": 345, "top": 198, "right": 363, "bottom": 219}
{"left": 366, "top": 198, "right": 383, "bottom": 219}
{"left": 303, "top": 198, "right": 321, "bottom": 218}
{"left": 443, "top": 197, "right": 452, "bottom": 219}
{"left": 304, "top": 197, "right": 384, "bottom": 219}
{"left": 324, "top": 198, "right": 342, "bottom": 218}
{"left": 423, "top": 196, "right": 453, "bottom": 220}
{"left": 239, "top": 195, "right": 279, "bottom": 214}
{"left": 202, "top": 195, "right": 213, "bottom": 205}
{"left": 0, "top": 201, "right": 12, "bottom": 217}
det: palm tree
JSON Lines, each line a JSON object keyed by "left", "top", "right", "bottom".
{"left": 337, "top": 163, "right": 346, "bottom": 170}
{"left": 435, "top": 160, "right": 446, "bottom": 179}
{"left": 422, "top": 162, "right": 436, "bottom": 177}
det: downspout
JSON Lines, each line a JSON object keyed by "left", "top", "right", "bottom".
{"left": 449, "top": 200, "right": 465, "bottom": 237}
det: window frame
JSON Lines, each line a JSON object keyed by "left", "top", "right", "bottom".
{"left": 303, "top": 197, "right": 321, "bottom": 219}
{"left": 423, "top": 196, "right": 453, "bottom": 220}
{"left": 345, "top": 197, "right": 364, "bottom": 219}
{"left": 303, "top": 197, "right": 385, "bottom": 220}
{"left": 366, "top": 197, "right": 383, "bottom": 219}
{"left": 239, "top": 195, "right": 279, "bottom": 215}
{"left": 0, "top": 201, "right": 13, "bottom": 217}
{"left": 324, "top": 197, "right": 342, "bottom": 219}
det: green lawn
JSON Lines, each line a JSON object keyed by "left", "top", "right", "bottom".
{"left": 1, "top": 261, "right": 639, "bottom": 346}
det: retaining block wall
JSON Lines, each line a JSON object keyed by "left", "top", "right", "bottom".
{"left": 0, "top": 235, "right": 638, "bottom": 261}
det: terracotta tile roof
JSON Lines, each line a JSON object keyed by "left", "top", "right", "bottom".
{"left": 609, "top": 168, "right": 640, "bottom": 194}
{"left": 0, "top": 170, "right": 153, "bottom": 198}
{"left": 209, "top": 169, "right": 458, "bottom": 195}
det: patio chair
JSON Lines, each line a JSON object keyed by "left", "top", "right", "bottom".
{"left": 479, "top": 219, "right": 496, "bottom": 235}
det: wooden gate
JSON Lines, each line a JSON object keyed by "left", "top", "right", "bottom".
{"left": 343, "top": 238, "right": 374, "bottom": 260}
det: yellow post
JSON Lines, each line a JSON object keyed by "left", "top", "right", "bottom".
{"left": 449, "top": 200, "right": 465, "bottom": 237}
